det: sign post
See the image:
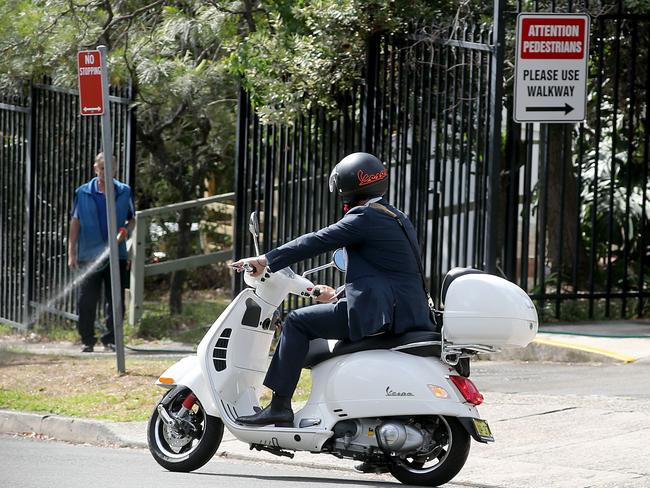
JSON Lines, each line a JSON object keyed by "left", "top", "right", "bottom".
{"left": 78, "top": 47, "right": 126, "bottom": 374}
{"left": 514, "top": 13, "right": 590, "bottom": 123}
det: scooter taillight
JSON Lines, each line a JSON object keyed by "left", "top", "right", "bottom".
{"left": 449, "top": 375, "right": 484, "bottom": 405}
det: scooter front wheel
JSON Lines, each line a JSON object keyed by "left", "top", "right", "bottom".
{"left": 147, "top": 387, "right": 224, "bottom": 472}
{"left": 388, "top": 416, "right": 470, "bottom": 487}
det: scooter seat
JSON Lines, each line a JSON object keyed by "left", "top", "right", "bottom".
{"left": 303, "top": 330, "right": 441, "bottom": 369}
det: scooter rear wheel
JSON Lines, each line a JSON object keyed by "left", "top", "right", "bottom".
{"left": 388, "top": 416, "right": 470, "bottom": 486}
{"left": 147, "top": 387, "right": 224, "bottom": 472}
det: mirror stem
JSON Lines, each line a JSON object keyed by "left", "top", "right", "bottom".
{"left": 301, "top": 262, "right": 334, "bottom": 277}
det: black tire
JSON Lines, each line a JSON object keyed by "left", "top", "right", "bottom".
{"left": 388, "top": 416, "right": 470, "bottom": 487}
{"left": 147, "top": 387, "right": 224, "bottom": 472}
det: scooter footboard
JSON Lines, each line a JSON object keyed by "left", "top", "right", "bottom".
{"left": 156, "top": 355, "right": 220, "bottom": 417}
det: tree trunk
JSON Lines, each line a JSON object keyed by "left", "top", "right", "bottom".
{"left": 169, "top": 208, "right": 192, "bottom": 314}
{"left": 545, "top": 124, "right": 588, "bottom": 288}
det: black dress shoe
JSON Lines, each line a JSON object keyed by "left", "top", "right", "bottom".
{"left": 237, "top": 393, "right": 294, "bottom": 427}
{"left": 81, "top": 345, "right": 94, "bottom": 353}
{"left": 353, "top": 462, "right": 390, "bottom": 474}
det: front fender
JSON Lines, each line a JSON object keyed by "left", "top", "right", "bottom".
{"left": 156, "top": 355, "right": 220, "bottom": 417}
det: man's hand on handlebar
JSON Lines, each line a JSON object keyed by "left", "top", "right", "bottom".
{"left": 231, "top": 255, "right": 268, "bottom": 278}
{"left": 313, "top": 285, "right": 337, "bottom": 303}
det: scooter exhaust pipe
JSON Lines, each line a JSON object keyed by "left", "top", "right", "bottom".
{"left": 157, "top": 405, "right": 176, "bottom": 427}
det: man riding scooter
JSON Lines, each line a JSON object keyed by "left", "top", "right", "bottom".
{"left": 232, "top": 152, "right": 437, "bottom": 471}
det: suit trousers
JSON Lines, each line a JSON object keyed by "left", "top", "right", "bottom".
{"left": 264, "top": 299, "right": 351, "bottom": 397}
{"left": 77, "top": 259, "right": 127, "bottom": 347}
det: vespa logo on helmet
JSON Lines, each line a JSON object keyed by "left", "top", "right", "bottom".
{"left": 357, "top": 169, "right": 388, "bottom": 187}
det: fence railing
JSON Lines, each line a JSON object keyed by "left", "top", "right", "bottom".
{"left": 234, "top": 0, "right": 650, "bottom": 321}
{"left": 503, "top": 2, "right": 650, "bottom": 320}
{"left": 0, "top": 81, "right": 135, "bottom": 329}
{"left": 128, "top": 192, "right": 235, "bottom": 325}
{"left": 234, "top": 20, "right": 500, "bottom": 313}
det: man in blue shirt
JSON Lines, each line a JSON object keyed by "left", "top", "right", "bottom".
{"left": 68, "top": 153, "right": 135, "bottom": 352}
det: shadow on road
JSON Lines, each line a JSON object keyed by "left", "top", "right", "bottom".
{"left": 191, "top": 469, "right": 402, "bottom": 486}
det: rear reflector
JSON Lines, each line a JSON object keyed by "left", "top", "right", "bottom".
{"left": 158, "top": 377, "right": 174, "bottom": 384}
{"left": 449, "top": 375, "right": 484, "bottom": 405}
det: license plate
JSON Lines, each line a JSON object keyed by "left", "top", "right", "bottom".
{"left": 472, "top": 418, "right": 493, "bottom": 439}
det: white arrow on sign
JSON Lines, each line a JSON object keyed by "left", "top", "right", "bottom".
{"left": 83, "top": 106, "right": 102, "bottom": 112}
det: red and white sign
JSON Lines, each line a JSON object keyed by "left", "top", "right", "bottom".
{"left": 77, "top": 50, "right": 104, "bottom": 116}
{"left": 514, "top": 14, "right": 590, "bottom": 123}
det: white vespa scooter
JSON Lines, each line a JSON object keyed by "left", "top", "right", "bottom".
{"left": 147, "top": 213, "right": 538, "bottom": 486}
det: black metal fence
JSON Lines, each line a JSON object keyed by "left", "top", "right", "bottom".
{"left": 234, "top": 19, "right": 500, "bottom": 311}
{"left": 0, "top": 81, "right": 135, "bottom": 328}
{"left": 235, "top": 0, "right": 650, "bottom": 321}
{"left": 503, "top": 2, "right": 650, "bottom": 320}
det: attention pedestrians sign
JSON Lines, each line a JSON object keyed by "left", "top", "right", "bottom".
{"left": 77, "top": 50, "right": 104, "bottom": 116}
{"left": 514, "top": 13, "right": 590, "bottom": 123}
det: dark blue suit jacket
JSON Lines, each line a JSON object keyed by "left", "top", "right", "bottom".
{"left": 265, "top": 199, "right": 434, "bottom": 341}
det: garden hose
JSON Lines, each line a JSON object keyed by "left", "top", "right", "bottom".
{"left": 123, "top": 344, "right": 196, "bottom": 354}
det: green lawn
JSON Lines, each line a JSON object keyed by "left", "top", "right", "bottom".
{"left": 0, "top": 348, "right": 312, "bottom": 422}
{"left": 2, "top": 293, "right": 315, "bottom": 421}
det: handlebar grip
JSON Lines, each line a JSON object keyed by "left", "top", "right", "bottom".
{"left": 312, "top": 287, "right": 321, "bottom": 297}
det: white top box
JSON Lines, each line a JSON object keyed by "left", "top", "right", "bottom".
{"left": 442, "top": 273, "right": 538, "bottom": 348}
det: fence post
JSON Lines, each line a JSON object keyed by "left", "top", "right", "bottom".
{"left": 485, "top": 0, "right": 506, "bottom": 274}
{"left": 128, "top": 213, "right": 147, "bottom": 326}
{"left": 362, "top": 33, "right": 380, "bottom": 153}
{"left": 22, "top": 83, "right": 37, "bottom": 327}
{"left": 126, "top": 84, "right": 137, "bottom": 188}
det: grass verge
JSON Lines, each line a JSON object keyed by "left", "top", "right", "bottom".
{"left": 0, "top": 348, "right": 312, "bottom": 422}
{"left": 0, "top": 349, "right": 175, "bottom": 422}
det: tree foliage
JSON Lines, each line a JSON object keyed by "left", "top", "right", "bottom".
{"left": 0, "top": 0, "right": 438, "bottom": 312}
{"left": 1, "top": 0, "right": 241, "bottom": 313}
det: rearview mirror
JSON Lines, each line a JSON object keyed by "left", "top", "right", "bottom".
{"left": 249, "top": 211, "right": 260, "bottom": 236}
{"left": 249, "top": 211, "right": 261, "bottom": 255}
{"left": 332, "top": 248, "right": 348, "bottom": 272}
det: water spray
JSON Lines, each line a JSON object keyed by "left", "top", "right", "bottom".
{"left": 29, "top": 227, "right": 129, "bottom": 327}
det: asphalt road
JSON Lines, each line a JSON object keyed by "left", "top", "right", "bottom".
{"left": 3, "top": 361, "right": 650, "bottom": 488}
{"left": 1, "top": 434, "right": 485, "bottom": 488}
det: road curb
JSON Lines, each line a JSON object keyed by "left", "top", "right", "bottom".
{"left": 482, "top": 337, "right": 636, "bottom": 363}
{"left": 532, "top": 337, "right": 637, "bottom": 363}
{"left": 0, "top": 409, "right": 145, "bottom": 448}
{"left": 0, "top": 409, "right": 358, "bottom": 471}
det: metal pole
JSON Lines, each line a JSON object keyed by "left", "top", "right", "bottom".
{"left": 98, "top": 45, "right": 125, "bottom": 374}
{"left": 485, "top": 0, "right": 505, "bottom": 274}
{"left": 233, "top": 87, "right": 248, "bottom": 296}
{"left": 23, "top": 83, "right": 37, "bottom": 327}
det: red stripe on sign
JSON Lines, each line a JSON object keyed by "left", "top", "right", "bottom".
{"left": 520, "top": 18, "right": 586, "bottom": 59}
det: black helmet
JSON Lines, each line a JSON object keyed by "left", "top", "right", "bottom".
{"left": 329, "top": 152, "right": 388, "bottom": 206}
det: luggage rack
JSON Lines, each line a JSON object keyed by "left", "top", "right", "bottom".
{"left": 440, "top": 327, "right": 499, "bottom": 366}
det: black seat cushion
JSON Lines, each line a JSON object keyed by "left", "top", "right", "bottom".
{"left": 303, "top": 330, "right": 441, "bottom": 369}
{"left": 440, "top": 267, "right": 485, "bottom": 306}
